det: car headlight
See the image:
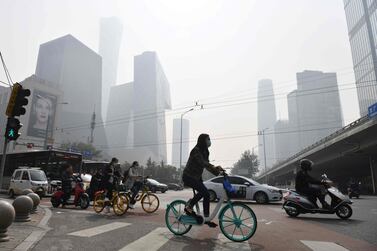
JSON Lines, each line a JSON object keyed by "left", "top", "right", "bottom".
{"left": 268, "top": 189, "right": 280, "bottom": 193}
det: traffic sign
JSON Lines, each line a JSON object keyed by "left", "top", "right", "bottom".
{"left": 368, "top": 102, "right": 377, "bottom": 118}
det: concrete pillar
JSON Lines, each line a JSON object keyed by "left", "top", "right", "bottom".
{"left": 27, "top": 193, "right": 40, "bottom": 213}
{"left": 369, "top": 156, "right": 377, "bottom": 195}
{"left": 0, "top": 200, "right": 15, "bottom": 242}
{"left": 12, "top": 195, "right": 33, "bottom": 222}
{"left": 22, "top": 189, "right": 34, "bottom": 195}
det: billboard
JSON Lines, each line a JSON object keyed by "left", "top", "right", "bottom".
{"left": 27, "top": 89, "right": 57, "bottom": 138}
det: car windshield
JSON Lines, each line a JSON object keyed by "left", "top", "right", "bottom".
{"left": 30, "top": 170, "right": 47, "bottom": 181}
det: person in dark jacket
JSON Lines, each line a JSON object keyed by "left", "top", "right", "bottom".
{"left": 101, "top": 157, "right": 119, "bottom": 201}
{"left": 182, "top": 134, "right": 223, "bottom": 228}
{"left": 61, "top": 163, "right": 74, "bottom": 206}
{"left": 295, "top": 159, "right": 329, "bottom": 209}
{"left": 88, "top": 169, "right": 102, "bottom": 201}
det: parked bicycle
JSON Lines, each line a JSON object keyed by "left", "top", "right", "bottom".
{"left": 165, "top": 171, "right": 257, "bottom": 242}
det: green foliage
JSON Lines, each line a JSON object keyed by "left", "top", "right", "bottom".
{"left": 231, "top": 150, "right": 259, "bottom": 178}
{"left": 60, "top": 141, "right": 102, "bottom": 160}
{"left": 142, "top": 157, "right": 180, "bottom": 184}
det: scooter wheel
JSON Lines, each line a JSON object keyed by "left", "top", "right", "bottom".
{"left": 51, "top": 197, "right": 60, "bottom": 208}
{"left": 336, "top": 204, "right": 352, "bottom": 219}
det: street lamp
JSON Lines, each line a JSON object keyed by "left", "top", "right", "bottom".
{"left": 179, "top": 108, "right": 194, "bottom": 173}
{"left": 258, "top": 128, "right": 269, "bottom": 182}
{"left": 36, "top": 95, "right": 68, "bottom": 149}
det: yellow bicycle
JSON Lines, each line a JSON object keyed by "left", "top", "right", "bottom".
{"left": 93, "top": 189, "right": 129, "bottom": 216}
{"left": 126, "top": 178, "right": 160, "bottom": 213}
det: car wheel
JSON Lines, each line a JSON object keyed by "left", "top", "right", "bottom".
{"left": 209, "top": 190, "right": 217, "bottom": 202}
{"left": 162, "top": 190, "right": 166, "bottom": 193}
{"left": 9, "top": 189, "right": 15, "bottom": 198}
{"left": 254, "top": 192, "right": 268, "bottom": 204}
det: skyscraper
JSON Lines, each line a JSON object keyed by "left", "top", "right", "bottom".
{"left": 133, "top": 51, "right": 171, "bottom": 163}
{"left": 289, "top": 70, "right": 343, "bottom": 150}
{"left": 172, "top": 118, "right": 190, "bottom": 167}
{"left": 344, "top": 0, "right": 377, "bottom": 116}
{"left": 35, "top": 34, "right": 107, "bottom": 148}
{"left": 99, "top": 17, "right": 123, "bottom": 119}
{"left": 257, "top": 79, "right": 277, "bottom": 170}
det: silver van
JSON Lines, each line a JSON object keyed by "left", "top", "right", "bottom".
{"left": 8, "top": 167, "right": 48, "bottom": 198}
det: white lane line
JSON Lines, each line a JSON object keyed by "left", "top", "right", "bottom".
{"left": 215, "top": 234, "right": 251, "bottom": 251}
{"left": 265, "top": 221, "right": 273, "bottom": 225}
{"left": 68, "top": 222, "right": 131, "bottom": 237}
{"left": 118, "top": 227, "right": 172, "bottom": 251}
{"left": 301, "top": 240, "right": 350, "bottom": 251}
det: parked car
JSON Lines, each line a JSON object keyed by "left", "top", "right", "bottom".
{"left": 167, "top": 183, "right": 183, "bottom": 191}
{"left": 146, "top": 178, "right": 168, "bottom": 193}
{"left": 8, "top": 167, "right": 49, "bottom": 198}
{"left": 204, "top": 175, "right": 282, "bottom": 204}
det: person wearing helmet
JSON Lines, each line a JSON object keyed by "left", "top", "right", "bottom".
{"left": 182, "top": 134, "right": 224, "bottom": 228}
{"left": 295, "top": 159, "right": 329, "bottom": 209}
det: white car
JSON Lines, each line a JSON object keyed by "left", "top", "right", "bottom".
{"left": 204, "top": 175, "right": 282, "bottom": 204}
{"left": 8, "top": 168, "right": 48, "bottom": 198}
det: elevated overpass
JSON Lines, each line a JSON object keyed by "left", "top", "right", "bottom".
{"left": 256, "top": 116, "right": 377, "bottom": 194}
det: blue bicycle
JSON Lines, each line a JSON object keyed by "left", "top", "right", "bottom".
{"left": 165, "top": 172, "right": 257, "bottom": 242}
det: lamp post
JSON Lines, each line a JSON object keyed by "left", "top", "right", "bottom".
{"left": 36, "top": 95, "right": 68, "bottom": 149}
{"left": 179, "top": 108, "right": 194, "bottom": 175}
{"left": 258, "top": 128, "right": 269, "bottom": 183}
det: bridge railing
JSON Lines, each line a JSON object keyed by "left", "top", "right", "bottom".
{"left": 259, "top": 116, "right": 370, "bottom": 178}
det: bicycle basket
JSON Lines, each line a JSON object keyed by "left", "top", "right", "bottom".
{"left": 223, "top": 177, "right": 235, "bottom": 194}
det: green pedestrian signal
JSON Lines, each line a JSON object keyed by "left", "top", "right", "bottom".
{"left": 5, "top": 117, "right": 22, "bottom": 141}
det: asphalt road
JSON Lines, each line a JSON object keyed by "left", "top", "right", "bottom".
{"left": 33, "top": 190, "right": 376, "bottom": 251}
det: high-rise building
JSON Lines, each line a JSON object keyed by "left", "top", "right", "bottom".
{"left": 99, "top": 17, "right": 123, "bottom": 119}
{"left": 106, "top": 82, "right": 134, "bottom": 159}
{"left": 172, "top": 118, "right": 190, "bottom": 167}
{"left": 344, "top": 0, "right": 377, "bottom": 116}
{"left": 273, "top": 120, "right": 294, "bottom": 163}
{"left": 289, "top": 70, "right": 343, "bottom": 150}
{"left": 257, "top": 79, "right": 277, "bottom": 171}
{"left": 133, "top": 51, "right": 171, "bottom": 163}
{"left": 35, "top": 34, "right": 107, "bottom": 149}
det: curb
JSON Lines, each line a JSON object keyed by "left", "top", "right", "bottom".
{"left": 13, "top": 205, "right": 52, "bottom": 251}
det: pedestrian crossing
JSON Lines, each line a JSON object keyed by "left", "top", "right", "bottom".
{"left": 65, "top": 221, "right": 352, "bottom": 251}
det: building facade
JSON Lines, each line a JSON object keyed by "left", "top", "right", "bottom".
{"left": 35, "top": 34, "right": 107, "bottom": 149}
{"left": 257, "top": 79, "right": 277, "bottom": 171}
{"left": 290, "top": 70, "right": 344, "bottom": 150}
{"left": 99, "top": 17, "right": 123, "bottom": 120}
{"left": 172, "top": 118, "right": 190, "bottom": 168}
{"left": 344, "top": 0, "right": 377, "bottom": 116}
{"left": 273, "top": 120, "right": 293, "bottom": 164}
{"left": 133, "top": 51, "right": 171, "bottom": 164}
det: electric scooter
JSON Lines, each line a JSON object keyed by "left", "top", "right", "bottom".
{"left": 283, "top": 174, "right": 353, "bottom": 219}
{"left": 51, "top": 175, "right": 90, "bottom": 209}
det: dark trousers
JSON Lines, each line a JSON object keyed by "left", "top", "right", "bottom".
{"left": 183, "top": 175, "right": 210, "bottom": 217}
{"left": 62, "top": 188, "right": 71, "bottom": 205}
{"left": 299, "top": 186, "right": 326, "bottom": 206}
{"left": 103, "top": 182, "right": 113, "bottom": 201}
{"left": 130, "top": 181, "right": 143, "bottom": 203}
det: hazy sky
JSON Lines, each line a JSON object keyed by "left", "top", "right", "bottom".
{"left": 0, "top": 0, "right": 359, "bottom": 167}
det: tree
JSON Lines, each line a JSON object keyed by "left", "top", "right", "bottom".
{"left": 60, "top": 141, "right": 102, "bottom": 160}
{"left": 231, "top": 150, "right": 259, "bottom": 178}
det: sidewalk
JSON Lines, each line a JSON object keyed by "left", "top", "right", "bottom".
{"left": 0, "top": 195, "right": 51, "bottom": 251}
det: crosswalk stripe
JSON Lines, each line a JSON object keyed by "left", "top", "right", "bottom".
{"left": 301, "top": 240, "right": 350, "bottom": 251}
{"left": 68, "top": 222, "right": 131, "bottom": 237}
{"left": 215, "top": 234, "right": 251, "bottom": 251}
{"left": 118, "top": 227, "right": 172, "bottom": 251}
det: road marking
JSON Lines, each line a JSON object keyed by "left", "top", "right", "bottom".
{"left": 301, "top": 240, "right": 350, "bottom": 251}
{"left": 68, "top": 222, "right": 131, "bottom": 237}
{"left": 257, "top": 218, "right": 267, "bottom": 222}
{"left": 215, "top": 234, "right": 251, "bottom": 250}
{"left": 118, "top": 227, "right": 172, "bottom": 251}
{"left": 265, "top": 221, "right": 273, "bottom": 225}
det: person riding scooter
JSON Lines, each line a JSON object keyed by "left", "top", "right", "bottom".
{"left": 61, "top": 163, "right": 74, "bottom": 207}
{"left": 295, "top": 159, "right": 330, "bottom": 209}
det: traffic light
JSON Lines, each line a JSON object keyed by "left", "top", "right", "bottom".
{"left": 13, "top": 83, "right": 31, "bottom": 117}
{"left": 4, "top": 117, "right": 22, "bottom": 141}
{"left": 5, "top": 83, "right": 31, "bottom": 117}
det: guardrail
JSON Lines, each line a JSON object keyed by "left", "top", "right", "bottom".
{"left": 258, "top": 116, "right": 371, "bottom": 178}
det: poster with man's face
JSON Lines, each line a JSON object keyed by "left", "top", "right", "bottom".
{"left": 27, "top": 89, "right": 57, "bottom": 138}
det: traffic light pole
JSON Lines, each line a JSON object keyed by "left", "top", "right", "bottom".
{"left": 0, "top": 137, "right": 9, "bottom": 190}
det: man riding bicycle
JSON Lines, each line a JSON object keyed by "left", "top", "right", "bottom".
{"left": 183, "top": 133, "right": 223, "bottom": 228}
{"left": 123, "top": 161, "right": 143, "bottom": 209}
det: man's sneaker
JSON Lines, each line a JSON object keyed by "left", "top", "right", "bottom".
{"left": 129, "top": 203, "right": 135, "bottom": 209}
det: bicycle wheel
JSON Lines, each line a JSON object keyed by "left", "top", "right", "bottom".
{"left": 141, "top": 193, "right": 160, "bottom": 213}
{"left": 93, "top": 192, "right": 106, "bottom": 213}
{"left": 219, "top": 202, "right": 257, "bottom": 242}
{"left": 113, "top": 194, "right": 129, "bottom": 216}
{"left": 165, "top": 200, "right": 192, "bottom": 235}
